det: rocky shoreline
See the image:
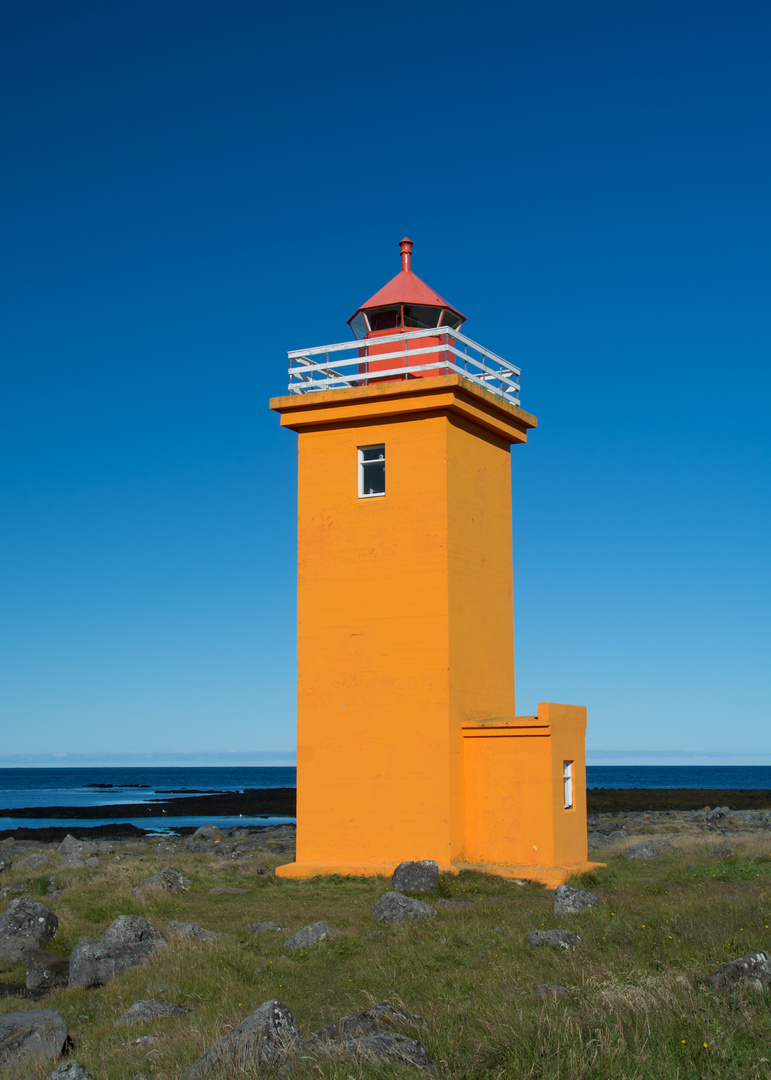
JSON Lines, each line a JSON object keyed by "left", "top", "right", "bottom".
{"left": 2, "top": 788, "right": 771, "bottom": 843}
{"left": 0, "top": 787, "right": 297, "bottom": 824}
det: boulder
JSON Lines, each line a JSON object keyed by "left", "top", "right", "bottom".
{"left": 534, "top": 983, "right": 572, "bottom": 998}
{"left": 711, "top": 842, "right": 737, "bottom": 859}
{"left": 131, "top": 1035, "right": 159, "bottom": 1049}
{"left": 284, "top": 921, "right": 342, "bottom": 951}
{"left": 308, "top": 1002, "right": 424, "bottom": 1043}
{"left": 623, "top": 841, "right": 661, "bottom": 860}
{"left": 706, "top": 806, "right": 730, "bottom": 828}
{"left": 47, "top": 1063, "right": 96, "bottom": 1080}
{"left": 526, "top": 929, "right": 582, "bottom": 950}
{"left": 16, "top": 852, "right": 50, "bottom": 869}
{"left": 553, "top": 885, "right": 602, "bottom": 915}
{"left": 0, "top": 856, "right": 12, "bottom": 873}
{"left": 58, "top": 835, "right": 99, "bottom": 858}
{"left": 132, "top": 867, "right": 191, "bottom": 897}
{"left": 115, "top": 1000, "right": 191, "bottom": 1026}
{"left": 22, "top": 947, "right": 70, "bottom": 991}
{"left": 705, "top": 950, "right": 771, "bottom": 991}
{"left": 165, "top": 921, "right": 224, "bottom": 941}
{"left": 307, "top": 1031, "right": 435, "bottom": 1068}
{"left": 373, "top": 891, "right": 437, "bottom": 925}
{"left": 0, "top": 1009, "right": 68, "bottom": 1066}
{"left": 191, "top": 825, "right": 224, "bottom": 841}
{"left": 69, "top": 914, "right": 166, "bottom": 989}
{"left": 251, "top": 921, "right": 284, "bottom": 934}
{"left": 391, "top": 860, "right": 439, "bottom": 894}
{"left": 59, "top": 855, "right": 87, "bottom": 870}
{"left": 588, "top": 831, "right": 627, "bottom": 851}
{"left": 181, "top": 999, "right": 301, "bottom": 1078}
{"left": 0, "top": 897, "right": 59, "bottom": 961}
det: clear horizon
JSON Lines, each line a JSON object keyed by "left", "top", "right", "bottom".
{"left": 2, "top": 751, "right": 771, "bottom": 769}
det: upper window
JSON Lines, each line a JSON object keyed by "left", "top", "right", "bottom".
{"left": 359, "top": 445, "right": 385, "bottom": 498}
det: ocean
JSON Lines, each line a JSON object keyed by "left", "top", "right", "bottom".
{"left": 1, "top": 764, "right": 769, "bottom": 833}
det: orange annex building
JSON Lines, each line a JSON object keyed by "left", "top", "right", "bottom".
{"left": 270, "top": 239, "right": 601, "bottom": 887}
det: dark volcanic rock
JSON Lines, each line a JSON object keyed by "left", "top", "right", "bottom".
{"left": 553, "top": 885, "right": 602, "bottom": 915}
{"left": 705, "top": 950, "right": 771, "bottom": 990}
{"left": 586, "top": 788, "right": 771, "bottom": 813}
{"left": 16, "top": 852, "right": 49, "bottom": 869}
{"left": 588, "top": 831, "right": 627, "bottom": 850}
{"left": 165, "top": 921, "right": 223, "bottom": 941}
{"left": 181, "top": 999, "right": 301, "bottom": 1078}
{"left": 526, "top": 929, "right": 582, "bottom": 950}
{"left": 0, "top": 897, "right": 59, "bottom": 961}
{"left": 0, "top": 1008, "right": 67, "bottom": 1066}
{"left": 69, "top": 915, "right": 166, "bottom": 989}
{"left": 284, "top": 921, "right": 342, "bottom": 951}
{"left": 308, "top": 1002, "right": 424, "bottom": 1043}
{"left": 23, "top": 947, "right": 70, "bottom": 991}
{"left": 115, "top": 1000, "right": 191, "bottom": 1026}
{"left": 191, "top": 825, "right": 224, "bottom": 841}
{"left": 58, "top": 835, "right": 99, "bottom": 858}
{"left": 391, "top": 860, "right": 439, "bottom": 894}
{"left": 373, "top": 891, "right": 437, "bottom": 925}
{"left": 133, "top": 867, "right": 191, "bottom": 897}
{"left": 623, "top": 841, "right": 662, "bottom": 860}
{"left": 251, "top": 921, "right": 284, "bottom": 934}
{"left": 47, "top": 1062, "right": 96, "bottom": 1080}
{"left": 534, "top": 983, "right": 573, "bottom": 998}
{"left": 307, "top": 1031, "right": 435, "bottom": 1068}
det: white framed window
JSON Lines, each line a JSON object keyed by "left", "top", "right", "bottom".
{"left": 358, "top": 444, "right": 385, "bottom": 498}
{"left": 563, "top": 760, "right": 574, "bottom": 809}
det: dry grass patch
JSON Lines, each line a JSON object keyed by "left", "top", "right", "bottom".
{"left": 1, "top": 832, "right": 770, "bottom": 1078}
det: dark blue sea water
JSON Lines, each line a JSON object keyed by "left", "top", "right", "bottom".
{"left": 1, "top": 765, "right": 769, "bottom": 833}
{"left": 586, "top": 766, "right": 771, "bottom": 790}
{"left": 0, "top": 766, "right": 296, "bottom": 833}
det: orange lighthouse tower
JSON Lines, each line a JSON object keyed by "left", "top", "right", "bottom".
{"left": 270, "top": 240, "right": 599, "bottom": 886}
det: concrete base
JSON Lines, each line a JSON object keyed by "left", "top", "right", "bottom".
{"left": 453, "top": 860, "right": 605, "bottom": 889}
{"left": 275, "top": 859, "right": 605, "bottom": 888}
{"left": 275, "top": 860, "right": 455, "bottom": 879}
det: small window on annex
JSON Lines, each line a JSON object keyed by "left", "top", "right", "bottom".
{"left": 358, "top": 445, "right": 385, "bottom": 498}
{"left": 563, "top": 760, "right": 574, "bottom": 810}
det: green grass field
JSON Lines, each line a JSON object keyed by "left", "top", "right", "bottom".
{"left": 1, "top": 833, "right": 770, "bottom": 1079}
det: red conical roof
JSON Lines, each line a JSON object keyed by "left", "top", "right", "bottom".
{"left": 347, "top": 238, "right": 465, "bottom": 325}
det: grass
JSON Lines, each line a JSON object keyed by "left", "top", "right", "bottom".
{"left": 1, "top": 832, "right": 770, "bottom": 1079}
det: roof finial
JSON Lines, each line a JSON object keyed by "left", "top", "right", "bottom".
{"left": 400, "top": 236, "right": 413, "bottom": 273}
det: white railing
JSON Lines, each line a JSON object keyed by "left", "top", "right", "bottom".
{"left": 286, "top": 326, "right": 520, "bottom": 406}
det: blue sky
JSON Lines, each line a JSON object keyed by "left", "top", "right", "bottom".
{"left": 1, "top": 0, "right": 769, "bottom": 765}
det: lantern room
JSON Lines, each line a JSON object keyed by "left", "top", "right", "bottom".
{"left": 347, "top": 237, "right": 466, "bottom": 339}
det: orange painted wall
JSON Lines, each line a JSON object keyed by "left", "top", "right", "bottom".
{"left": 545, "top": 703, "right": 589, "bottom": 866}
{"left": 461, "top": 704, "right": 589, "bottom": 869}
{"left": 293, "top": 408, "right": 516, "bottom": 869}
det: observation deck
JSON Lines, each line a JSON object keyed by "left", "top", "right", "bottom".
{"left": 286, "top": 325, "right": 521, "bottom": 407}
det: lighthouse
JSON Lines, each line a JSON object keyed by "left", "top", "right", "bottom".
{"left": 270, "top": 239, "right": 599, "bottom": 886}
